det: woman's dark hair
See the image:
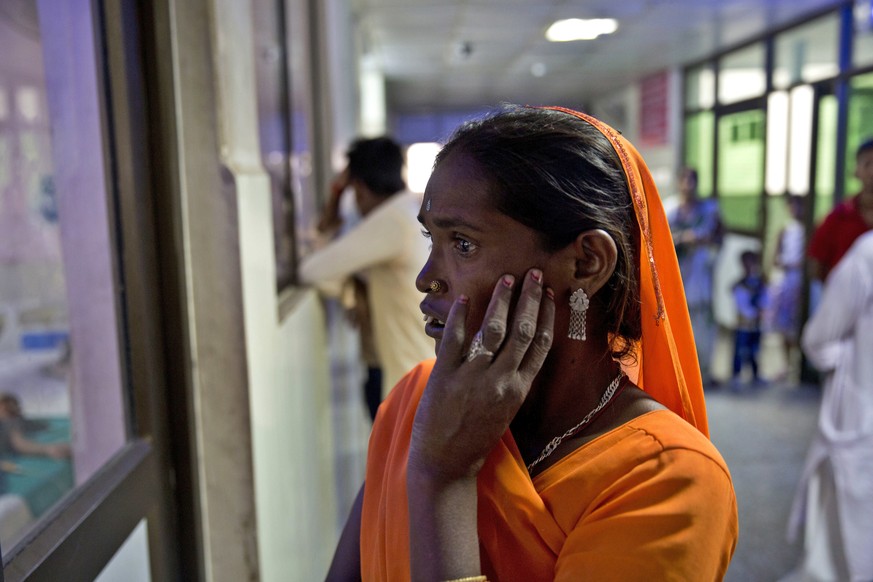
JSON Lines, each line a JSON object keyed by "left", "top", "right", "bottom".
{"left": 435, "top": 106, "right": 641, "bottom": 360}
{"left": 347, "top": 136, "right": 406, "bottom": 196}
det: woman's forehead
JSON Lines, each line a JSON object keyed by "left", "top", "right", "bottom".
{"left": 423, "top": 152, "right": 492, "bottom": 211}
{"left": 430, "top": 150, "right": 486, "bottom": 184}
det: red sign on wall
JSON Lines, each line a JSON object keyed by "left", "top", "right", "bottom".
{"left": 640, "top": 71, "right": 669, "bottom": 145}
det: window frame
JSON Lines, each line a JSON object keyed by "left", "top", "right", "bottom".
{"left": 2, "top": 0, "right": 193, "bottom": 578}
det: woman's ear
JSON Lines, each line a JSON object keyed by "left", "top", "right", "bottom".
{"left": 571, "top": 229, "right": 618, "bottom": 295}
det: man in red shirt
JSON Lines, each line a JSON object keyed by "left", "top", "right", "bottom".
{"left": 808, "top": 139, "right": 873, "bottom": 280}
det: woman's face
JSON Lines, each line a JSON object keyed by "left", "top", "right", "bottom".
{"left": 417, "top": 151, "right": 557, "bottom": 354}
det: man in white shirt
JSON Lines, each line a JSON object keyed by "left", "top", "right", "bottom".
{"left": 782, "top": 231, "right": 873, "bottom": 582}
{"left": 299, "top": 137, "right": 432, "bottom": 420}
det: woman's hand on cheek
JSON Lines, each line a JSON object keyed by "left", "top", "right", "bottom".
{"left": 408, "top": 269, "right": 555, "bottom": 482}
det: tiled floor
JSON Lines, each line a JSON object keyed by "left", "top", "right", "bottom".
{"left": 324, "top": 301, "right": 372, "bottom": 530}
{"left": 707, "top": 329, "right": 820, "bottom": 582}
{"left": 708, "top": 379, "right": 819, "bottom": 581}
{"left": 325, "top": 315, "right": 823, "bottom": 580}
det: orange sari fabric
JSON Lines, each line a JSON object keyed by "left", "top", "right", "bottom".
{"left": 361, "top": 361, "right": 738, "bottom": 581}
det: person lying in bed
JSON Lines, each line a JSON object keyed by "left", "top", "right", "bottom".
{"left": 0, "top": 393, "right": 69, "bottom": 460}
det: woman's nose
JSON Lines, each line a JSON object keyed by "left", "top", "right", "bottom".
{"left": 415, "top": 259, "right": 435, "bottom": 293}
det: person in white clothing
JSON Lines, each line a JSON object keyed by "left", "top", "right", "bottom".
{"left": 780, "top": 230, "right": 873, "bottom": 582}
{"left": 767, "top": 195, "right": 806, "bottom": 382}
{"left": 300, "top": 137, "right": 433, "bottom": 420}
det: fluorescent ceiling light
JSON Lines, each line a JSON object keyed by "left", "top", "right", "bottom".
{"left": 546, "top": 18, "right": 618, "bottom": 42}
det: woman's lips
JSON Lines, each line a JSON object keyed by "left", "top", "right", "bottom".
{"left": 423, "top": 313, "right": 446, "bottom": 339}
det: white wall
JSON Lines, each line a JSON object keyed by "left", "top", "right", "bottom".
{"left": 256, "top": 290, "right": 336, "bottom": 579}
{"left": 233, "top": 166, "right": 337, "bottom": 580}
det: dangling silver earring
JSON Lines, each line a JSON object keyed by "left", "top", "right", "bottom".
{"left": 568, "top": 288, "right": 589, "bottom": 341}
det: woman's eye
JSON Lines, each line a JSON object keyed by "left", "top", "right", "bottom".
{"left": 420, "top": 229, "right": 432, "bottom": 239}
{"left": 454, "top": 237, "right": 476, "bottom": 255}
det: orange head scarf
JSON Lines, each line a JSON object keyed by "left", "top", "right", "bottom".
{"left": 540, "top": 106, "right": 709, "bottom": 437}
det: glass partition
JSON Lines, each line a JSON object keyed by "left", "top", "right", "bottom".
{"left": 0, "top": 1, "right": 128, "bottom": 554}
{"left": 685, "top": 63, "right": 716, "bottom": 110}
{"left": 717, "top": 109, "right": 766, "bottom": 231}
{"left": 286, "top": 0, "right": 320, "bottom": 267}
{"left": 254, "top": 0, "right": 297, "bottom": 290}
{"left": 766, "top": 91, "right": 789, "bottom": 195}
{"left": 854, "top": 0, "right": 873, "bottom": 68}
{"left": 773, "top": 13, "right": 840, "bottom": 90}
{"left": 788, "top": 85, "right": 815, "bottom": 196}
{"left": 719, "top": 43, "right": 766, "bottom": 105}
{"left": 684, "top": 111, "right": 715, "bottom": 198}
{"left": 815, "top": 94, "right": 838, "bottom": 222}
{"left": 845, "top": 73, "right": 873, "bottom": 196}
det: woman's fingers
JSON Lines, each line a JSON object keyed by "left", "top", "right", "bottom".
{"left": 494, "top": 269, "right": 545, "bottom": 371}
{"left": 442, "top": 268, "right": 552, "bottom": 375}
{"left": 475, "top": 274, "right": 515, "bottom": 359}
{"left": 518, "top": 286, "right": 555, "bottom": 384}
{"left": 437, "top": 294, "right": 470, "bottom": 363}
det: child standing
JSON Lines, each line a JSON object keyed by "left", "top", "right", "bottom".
{"left": 732, "top": 250, "right": 768, "bottom": 389}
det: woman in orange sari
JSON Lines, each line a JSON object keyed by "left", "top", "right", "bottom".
{"left": 327, "top": 106, "right": 737, "bottom": 581}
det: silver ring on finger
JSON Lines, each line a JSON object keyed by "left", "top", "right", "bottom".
{"left": 465, "top": 330, "right": 495, "bottom": 362}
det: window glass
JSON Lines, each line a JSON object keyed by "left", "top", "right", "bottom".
{"left": 854, "top": 0, "right": 873, "bottom": 68}
{"left": 286, "top": 0, "right": 319, "bottom": 265}
{"left": 718, "top": 109, "right": 766, "bottom": 230}
{"left": 844, "top": 73, "right": 873, "bottom": 196}
{"left": 719, "top": 43, "right": 767, "bottom": 105}
{"left": 788, "top": 85, "right": 815, "bottom": 196}
{"left": 254, "top": 0, "right": 296, "bottom": 289}
{"left": 0, "top": 2, "right": 127, "bottom": 553}
{"left": 766, "top": 91, "right": 789, "bottom": 195}
{"left": 684, "top": 112, "right": 714, "bottom": 198}
{"left": 815, "top": 94, "right": 838, "bottom": 222}
{"left": 773, "top": 13, "right": 840, "bottom": 90}
{"left": 685, "top": 63, "right": 715, "bottom": 110}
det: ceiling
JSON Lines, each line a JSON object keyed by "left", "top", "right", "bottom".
{"left": 351, "top": 0, "right": 847, "bottom": 113}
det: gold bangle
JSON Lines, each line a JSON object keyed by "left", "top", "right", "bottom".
{"left": 440, "top": 577, "right": 488, "bottom": 582}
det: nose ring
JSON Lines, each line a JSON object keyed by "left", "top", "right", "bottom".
{"left": 428, "top": 280, "right": 442, "bottom": 293}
